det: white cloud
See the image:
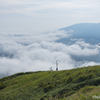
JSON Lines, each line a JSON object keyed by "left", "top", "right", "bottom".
{"left": 66, "top": 41, "right": 99, "bottom": 56}
{"left": 0, "top": 30, "right": 99, "bottom": 78}
{"left": 0, "top": 30, "right": 70, "bottom": 44}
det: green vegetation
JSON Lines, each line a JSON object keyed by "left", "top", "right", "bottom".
{"left": 0, "top": 82, "right": 6, "bottom": 90}
{"left": 1, "top": 65, "right": 100, "bottom": 100}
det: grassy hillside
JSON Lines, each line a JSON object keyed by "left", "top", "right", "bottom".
{"left": 1, "top": 65, "right": 100, "bottom": 100}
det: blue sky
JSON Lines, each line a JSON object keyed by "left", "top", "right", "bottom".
{"left": 0, "top": 0, "right": 100, "bottom": 32}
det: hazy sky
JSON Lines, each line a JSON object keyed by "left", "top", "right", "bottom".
{"left": 0, "top": 0, "right": 100, "bottom": 32}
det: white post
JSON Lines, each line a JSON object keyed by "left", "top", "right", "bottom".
{"left": 56, "top": 60, "right": 58, "bottom": 71}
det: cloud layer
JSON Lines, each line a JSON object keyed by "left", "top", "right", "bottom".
{"left": 0, "top": 30, "right": 100, "bottom": 78}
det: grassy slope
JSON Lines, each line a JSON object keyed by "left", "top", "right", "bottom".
{"left": 1, "top": 65, "right": 100, "bottom": 100}
{"left": 66, "top": 85, "right": 100, "bottom": 100}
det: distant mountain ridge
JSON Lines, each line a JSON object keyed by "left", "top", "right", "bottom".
{"left": 58, "top": 23, "right": 100, "bottom": 44}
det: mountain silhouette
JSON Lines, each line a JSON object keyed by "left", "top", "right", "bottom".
{"left": 58, "top": 23, "right": 100, "bottom": 44}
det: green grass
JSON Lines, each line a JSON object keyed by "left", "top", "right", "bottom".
{"left": 1, "top": 65, "right": 100, "bottom": 100}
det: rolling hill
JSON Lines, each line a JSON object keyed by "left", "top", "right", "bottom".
{"left": 1, "top": 65, "right": 100, "bottom": 100}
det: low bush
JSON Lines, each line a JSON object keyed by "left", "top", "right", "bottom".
{"left": 38, "top": 82, "right": 47, "bottom": 87}
{"left": 88, "top": 77, "right": 100, "bottom": 86}
{"left": 80, "top": 85, "right": 95, "bottom": 93}
{"left": 66, "top": 76, "right": 74, "bottom": 83}
{"left": 76, "top": 73, "right": 95, "bottom": 83}
{"left": 44, "top": 85, "right": 54, "bottom": 93}
{"left": 0, "top": 82, "right": 6, "bottom": 90}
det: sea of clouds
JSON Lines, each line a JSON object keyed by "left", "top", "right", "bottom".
{"left": 0, "top": 30, "right": 100, "bottom": 78}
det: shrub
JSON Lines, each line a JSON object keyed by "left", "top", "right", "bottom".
{"left": 76, "top": 73, "right": 95, "bottom": 83}
{"left": 77, "top": 72, "right": 83, "bottom": 76}
{"left": 54, "top": 80, "right": 62, "bottom": 86}
{"left": 66, "top": 76, "right": 73, "bottom": 83}
{"left": 0, "top": 82, "right": 6, "bottom": 90}
{"left": 88, "top": 77, "right": 100, "bottom": 86}
{"left": 80, "top": 85, "right": 95, "bottom": 93}
{"left": 38, "top": 82, "right": 47, "bottom": 87}
{"left": 44, "top": 85, "right": 54, "bottom": 93}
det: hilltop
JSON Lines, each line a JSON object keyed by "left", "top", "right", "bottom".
{"left": 1, "top": 65, "right": 100, "bottom": 100}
